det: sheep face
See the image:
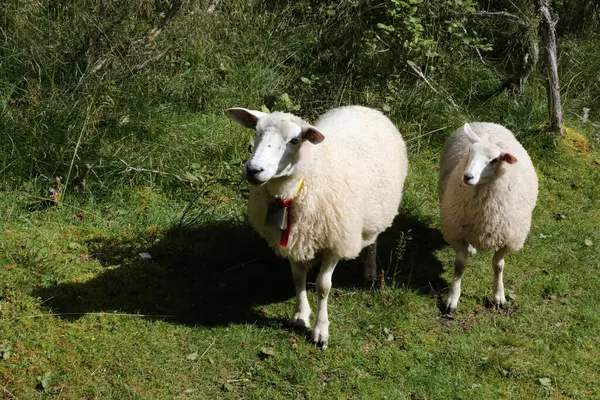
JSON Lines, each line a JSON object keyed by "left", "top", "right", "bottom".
{"left": 226, "top": 108, "right": 324, "bottom": 185}
{"left": 247, "top": 119, "right": 304, "bottom": 184}
{"left": 463, "top": 142, "right": 518, "bottom": 186}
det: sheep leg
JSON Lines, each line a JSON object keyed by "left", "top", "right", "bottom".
{"left": 313, "top": 252, "right": 339, "bottom": 349}
{"left": 445, "top": 244, "right": 468, "bottom": 314}
{"left": 363, "top": 241, "right": 378, "bottom": 282}
{"left": 492, "top": 247, "right": 509, "bottom": 308}
{"left": 290, "top": 261, "right": 311, "bottom": 330}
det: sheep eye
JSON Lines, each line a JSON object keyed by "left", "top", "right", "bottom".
{"left": 289, "top": 138, "right": 300, "bottom": 145}
{"left": 490, "top": 158, "right": 499, "bottom": 165}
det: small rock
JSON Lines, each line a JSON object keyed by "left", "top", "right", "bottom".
{"left": 139, "top": 252, "right": 152, "bottom": 261}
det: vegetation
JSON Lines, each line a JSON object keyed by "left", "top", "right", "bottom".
{"left": 1, "top": 0, "right": 599, "bottom": 398}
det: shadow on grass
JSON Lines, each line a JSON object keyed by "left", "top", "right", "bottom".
{"left": 33, "top": 210, "right": 446, "bottom": 327}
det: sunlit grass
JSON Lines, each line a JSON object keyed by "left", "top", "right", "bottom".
{"left": 1, "top": 1, "right": 600, "bottom": 398}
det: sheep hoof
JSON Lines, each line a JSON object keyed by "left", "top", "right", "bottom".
{"left": 312, "top": 325, "right": 329, "bottom": 349}
{"left": 493, "top": 295, "right": 507, "bottom": 309}
{"left": 363, "top": 271, "right": 377, "bottom": 283}
{"left": 314, "top": 336, "right": 328, "bottom": 350}
{"left": 290, "top": 314, "right": 310, "bottom": 331}
{"left": 443, "top": 305, "right": 456, "bottom": 317}
{"left": 493, "top": 301, "right": 507, "bottom": 310}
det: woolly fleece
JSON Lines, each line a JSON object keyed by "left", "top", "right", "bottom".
{"left": 439, "top": 122, "right": 538, "bottom": 252}
{"left": 248, "top": 106, "right": 408, "bottom": 262}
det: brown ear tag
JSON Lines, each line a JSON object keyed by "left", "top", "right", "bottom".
{"left": 265, "top": 200, "right": 289, "bottom": 230}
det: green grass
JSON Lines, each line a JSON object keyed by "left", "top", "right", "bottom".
{"left": 1, "top": 123, "right": 599, "bottom": 399}
{"left": 2, "top": 0, "right": 600, "bottom": 398}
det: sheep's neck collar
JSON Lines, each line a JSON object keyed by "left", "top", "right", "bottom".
{"left": 265, "top": 177, "right": 305, "bottom": 248}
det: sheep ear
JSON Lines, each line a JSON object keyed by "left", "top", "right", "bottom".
{"left": 302, "top": 126, "right": 325, "bottom": 144}
{"left": 463, "top": 123, "right": 480, "bottom": 143}
{"left": 226, "top": 108, "right": 268, "bottom": 129}
{"left": 501, "top": 152, "right": 518, "bottom": 164}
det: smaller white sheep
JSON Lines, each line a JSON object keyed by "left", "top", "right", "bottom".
{"left": 438, "top": 122, "right": 538, "bottom": 313}
{"left": 227, "top": 106, "right": 408, "bottom": 348}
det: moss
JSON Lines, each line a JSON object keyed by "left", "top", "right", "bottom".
{"left": 562, "top": 126, "right": 590, "bottom": 155}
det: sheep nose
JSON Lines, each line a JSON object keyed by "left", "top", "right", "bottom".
{"left": 245, "top": 165, "right": 265, "bottom": 184}
{"left": 246, "top": 166, "right": 264, "bottom": 176}
{"left": 463, "top": 173, "right": 474, "bottom": 182}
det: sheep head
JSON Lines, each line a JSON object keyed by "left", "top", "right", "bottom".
{"left": 226, "top": 108, "right": 324, "bottom": 185}
{"left": 462, "top": 123, "right": 518, "bottom": 186}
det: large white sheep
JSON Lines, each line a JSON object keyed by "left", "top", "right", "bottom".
{"left": 226, "top": 105, "right": 408, "bottom": 348}
{"left": 439, "top": 122, "right": 538, "bottom": 313}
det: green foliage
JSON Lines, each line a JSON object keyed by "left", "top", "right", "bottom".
{"left": 286, "top": 0, "right": 489, "bottom": 79}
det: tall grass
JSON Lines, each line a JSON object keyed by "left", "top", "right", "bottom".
{"left": 1, "top": 0, "right": 598, "bottom": 198}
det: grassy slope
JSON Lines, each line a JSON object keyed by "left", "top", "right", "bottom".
{"left": 2, "top": 1, "right": 600, "bottom": 399}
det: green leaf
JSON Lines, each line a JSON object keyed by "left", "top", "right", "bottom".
{"left": 300, "top": 77, "right": 311, "bottom": 84}
{"left": 538, "top": 377, "right": 552, "bottom": 387}
{"left": 222, "top": 382, "right": 235, "bottom": 392}
{"left": 376, "top": 23, "right": 395, "bottom": 32}
{"left": 260, "top": 347, "right": 275, "bottom": 357}
{"left": 584, "top": 239, "right": 593, "bottom": 246}
{"left": 39, "top": 372, "right": 52, "bottom": 390}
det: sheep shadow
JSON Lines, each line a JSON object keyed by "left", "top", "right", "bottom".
{"left": 33, "top": 211, "right": 446, "bottom": 327}
{"left": 337, "top": 211, "right": 447, "bottom": 293}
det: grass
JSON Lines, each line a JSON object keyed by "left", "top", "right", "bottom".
{"left": 1, "top": 1, "right": 600, "bottom": 398}
{"left": 1, "top": 123, "right": 599, "bottom": 399}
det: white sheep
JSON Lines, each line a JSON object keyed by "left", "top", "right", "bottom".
{"left": 438, "top": 122, "right": 538, "bottom": 313}
{"left": 227, "top": 105, "right": 408, "bottom": 348}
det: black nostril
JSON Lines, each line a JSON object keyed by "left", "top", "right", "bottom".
{"left": 464, "top": 173, "right": 474, "bottom": 181}
{"left": 246, "top": 166, "right": 264, "bottom": 176}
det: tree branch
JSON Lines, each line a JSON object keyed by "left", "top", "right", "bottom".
{"left": 476, "top": 11, "right": 528, "bottom": 26}
{"left": 535, "top": 0, "right": 564, "bottom": 135}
